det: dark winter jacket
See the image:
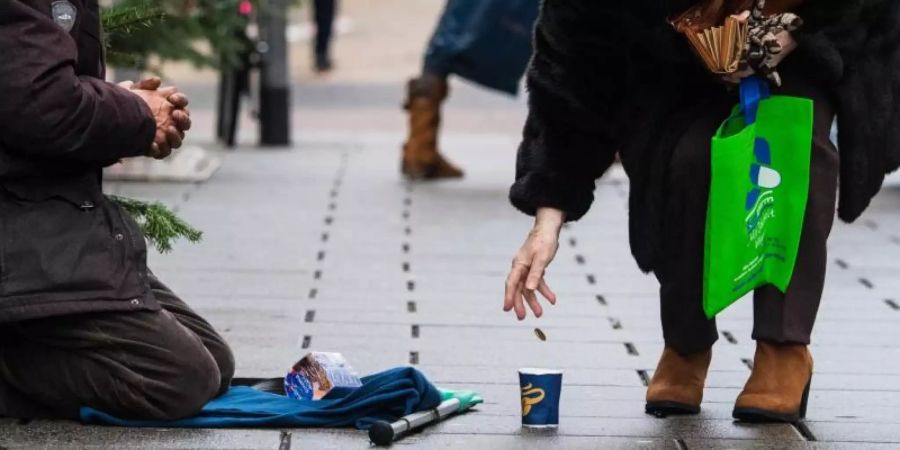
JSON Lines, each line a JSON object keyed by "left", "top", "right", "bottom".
{"left": 510, "top": 0, "right": 900, "bottom": 273}
{"left": 0, "top": 0, "right": 159, "bottom": 322}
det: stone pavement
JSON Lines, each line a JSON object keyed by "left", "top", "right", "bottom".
{"left": 3, "top": 115, "right": 900, "bottom": 448}
{"left": 4, "top": 0, "right": 900, "bottom": 445}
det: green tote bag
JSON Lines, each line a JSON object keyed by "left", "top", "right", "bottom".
{"left": 703, "top": 76, "right": 814, "bottom": 318}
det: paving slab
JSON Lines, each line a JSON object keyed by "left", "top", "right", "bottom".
{"left": 0, "top": 420, "right": 285, "bottom": 449}
{"left": 393, "top": 434, "right": 676, "bottom": 450}
{"left": 680, "top": 439, "right": 879, "bottom": 449}
{"left": 428, "top": 414, "right": 801, "bottom": 442}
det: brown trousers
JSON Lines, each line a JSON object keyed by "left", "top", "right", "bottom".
{"left": 0, "top": 274, "right": 234, "bottom": 420}
{"left": 656, "top": 67, "right": 839, "bottom": 355}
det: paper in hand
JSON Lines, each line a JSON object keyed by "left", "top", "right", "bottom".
{"left": 678, "top": 14, "right": 748, "bottom": 74}
{"left": 671, "top": 1, "right": 751, "bottom": 75}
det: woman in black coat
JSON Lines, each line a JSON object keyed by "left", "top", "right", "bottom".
{"left": 502, "top": 0, "right": 900, "bottom": 423}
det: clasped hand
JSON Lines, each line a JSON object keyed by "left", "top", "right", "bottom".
{"left": 119, "top": 77, "right": 192, "bottom": 160}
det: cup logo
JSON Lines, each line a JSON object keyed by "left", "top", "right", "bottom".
{"left": 520, "top": 383, "right": 545, "bottom": 417}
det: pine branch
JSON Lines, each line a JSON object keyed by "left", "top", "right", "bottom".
{"left": 101, "top": 0, "right": 258, "bottom": 70}
{"left": 102, "top": 3, "right": 204, "bottom": 254}
{"left": 104, "top": 50, "right": 147, "bottom": 69}
{"left": 101, "top": 3, "right": 165, "bottom": 34}
{"left": 109, "top": 196, "right": 203, "bottom": 254}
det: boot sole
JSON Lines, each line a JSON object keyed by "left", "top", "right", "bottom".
{"left": 645, "top": 401, "right": 701, "bottom": 418}
{"left": 733, "top": 377, "right": 811, "bottom": 424}
{"left": 731, "top": 407, "right": 800, "bottom": 423}
{"left": 401, "top": 170, "right": 463, "bottom": 181}
{"left": 401, "top": 162, "right": 464, "bottom": 180}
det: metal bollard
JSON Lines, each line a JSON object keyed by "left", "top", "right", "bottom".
{"left": 258, "top": 0, "right": 291, "bottom": 146}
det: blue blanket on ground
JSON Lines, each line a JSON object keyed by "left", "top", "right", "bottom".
{"left": 80, "top": 367, "right": 442, "bottom": 429}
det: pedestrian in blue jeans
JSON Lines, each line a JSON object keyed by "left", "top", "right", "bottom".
{"left": 313, "top": 0, "right": 337, "bottom": 72}
{"left": 401, "top": 0, "right": 539, "bottom": 180}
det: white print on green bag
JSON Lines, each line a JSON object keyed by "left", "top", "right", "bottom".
{"left": 705, "top": 90, "right": 813, "bottom": 318}
{"left": 734, "top": 137, "right": 784, "bottom": 286}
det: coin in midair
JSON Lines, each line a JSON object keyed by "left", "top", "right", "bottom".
{"left": 534, "top": 328, "right": 547, "bottom": 341}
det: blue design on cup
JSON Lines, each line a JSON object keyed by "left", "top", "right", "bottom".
{"left": 519, "top": 368, "right": 562, "bottom": 428}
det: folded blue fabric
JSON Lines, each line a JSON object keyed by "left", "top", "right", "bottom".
{"left": 80, "top": 367, "right": 442, "bottom": 429}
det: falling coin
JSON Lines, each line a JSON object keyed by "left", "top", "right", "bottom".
{"left": 533, "top": 328, "right": 547, "bottom": 341}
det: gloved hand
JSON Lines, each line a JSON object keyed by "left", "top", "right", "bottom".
{"left": 741, "top": 0, "right": 804, "bottom": 86}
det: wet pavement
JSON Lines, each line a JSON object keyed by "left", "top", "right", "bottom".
{"left": 2, "top": 87, "right": 899, "bottom": 447}
{"left": 3, "top": 0, "right": 900, "bottom": 444}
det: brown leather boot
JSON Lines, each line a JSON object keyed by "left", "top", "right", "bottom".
{"left": 401, "top": 75, "right": 464, "bottom": 180}
{"left": 733, "top": 341, "right": 813, "bottom": 423}
{"left": 645, "top": 347, "right": 712, "bottom": 417}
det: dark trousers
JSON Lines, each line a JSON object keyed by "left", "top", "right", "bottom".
{"left": 656, "top": 68, "right": 840, "bottom": 355}
{"left": 313, "top": 0, "right": 337, "bottom": 58}
{"left": 0, "top": 274, "right": 234, "bottom": 420}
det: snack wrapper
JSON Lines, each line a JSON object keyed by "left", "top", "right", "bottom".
{"left": 284, "top": 352, "right": 363, "bottom": 400}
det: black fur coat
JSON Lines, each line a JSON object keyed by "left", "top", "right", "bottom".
{"left": 510, "top": 0, "right": 900, "bottom": 273}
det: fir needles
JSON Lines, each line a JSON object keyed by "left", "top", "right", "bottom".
{"left": 110, "top": 196, "right": 202, "bottom": 254}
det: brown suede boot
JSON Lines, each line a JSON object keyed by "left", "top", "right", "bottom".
{"left": 401, "top": 75, "right": 464, "bottom": 180}
{"left": 733, "top": 341, "right": 813, "bottom": 423}
{"left": 645, "top": 347, "right": 712, "bottom": 417}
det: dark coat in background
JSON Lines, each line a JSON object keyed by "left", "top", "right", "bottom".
{"left": 423, "top": 0, "right": 539, "bottom": 95}
{"left": 510, "top": 0, "right": 900, "bottom": 273}
{"left": 0, "top": 0, "right": 159, "bottom": 322}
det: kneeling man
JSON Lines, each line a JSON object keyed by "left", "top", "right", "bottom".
{"left": 0, "top": 0, "right": 233, "bottom": 420}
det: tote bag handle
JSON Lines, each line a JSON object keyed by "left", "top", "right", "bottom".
{"left": 740, "top": 76, "right": 770, "bottom": 125}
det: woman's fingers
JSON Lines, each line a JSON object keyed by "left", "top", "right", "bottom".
{"left": 505, "top": 260, "right": 534, "bottom": 320}
{"left": 511, "top": 269, "right": 528, "bottom": 320}
{"left": 504, "top": 262, "right": 529, "bottom": 313}
{"left": 505, "top": 218, "right": 563, "bottom": 321}
{"left": 513, "top": 284, "right": 527, "bottom": 320}
{"left": 523, "top": 289, "right": 543, "bottom": 318}
{"left": 505, "top": 258, "right": 556, "bottom": 320}
{"left": 525, "top": 254, "right": 549, "bottom": 291}
{"left": 537, "top": 278, "right": 557, "bottom": 305}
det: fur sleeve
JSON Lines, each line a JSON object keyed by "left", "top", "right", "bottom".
{"left": 509, "top": 0, "right": 632, "bottom": 221}
{"left": 794, "top": 0, "right": 900, "bottom": 221}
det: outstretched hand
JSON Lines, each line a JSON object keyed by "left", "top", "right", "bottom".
{"left": 503, "top": 208, "right": 563, "bottom": 320}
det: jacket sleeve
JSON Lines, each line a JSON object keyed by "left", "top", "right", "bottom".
{"left": 791, "top": 0, "right": 900, "bottom": 221}
{"left": 0, "top": 0, "right": 155, "bottom": 163}
{"left": 509, "top": 0, "right": 630, "bottom": 221}
{"left": 790, "top": 0, "right": 889, "bottom": 84}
